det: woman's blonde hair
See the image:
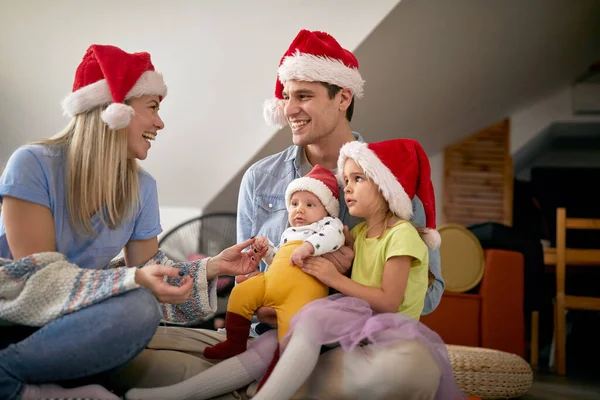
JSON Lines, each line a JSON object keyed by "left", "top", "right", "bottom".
{"left": 33, "top": 107, "right": 139, "bottom": 235}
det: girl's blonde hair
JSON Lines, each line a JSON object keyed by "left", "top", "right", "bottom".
{"left": 33, "top": 107, "right": 139, "bottom": 235}
{"left": 367, "top": 184, "right": 436, "bottom": 287}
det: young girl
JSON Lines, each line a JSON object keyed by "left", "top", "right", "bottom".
{"left": 126, "top": 138, "right": 464, "bottom": 400}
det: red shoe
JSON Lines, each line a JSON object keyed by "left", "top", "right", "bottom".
{"left": 203, "top": 312, "right": 251, "bottom": 359}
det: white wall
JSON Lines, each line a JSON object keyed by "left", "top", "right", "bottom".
{"left": 0, "top": 0, "right": 399, "bottom": 209}
{"left": 158, "top": 206, "right": 203, "bottom": 240}
{"left": 429, "top": 152, "right": 444, "bottom": 226}
{"left": 0, "top": 0, "right": 399, "bottom": 236}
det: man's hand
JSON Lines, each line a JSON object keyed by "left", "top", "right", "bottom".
{"left": 235, "top": 270, "right": 261, "bottom": 284}
{"left": 321, "top": 245, "right": 354, "bottom": 275}
{"left": 256, "top": 306, "right": 277, "bottom": 327}
{"left": 321, "top": 226, "right": 354, "bottom": 275}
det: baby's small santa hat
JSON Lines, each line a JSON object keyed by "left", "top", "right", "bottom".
{"left": 61, "top": 44, "right": 168, "bottom": 130}
{"left": 285, "top": 165, "right": 340, "bottom": 218}
{"left": 338, "top": 139, "right": 441, "bottom": 249}
{"left": 263, "top": 29, "right": 364, "bottom": 127}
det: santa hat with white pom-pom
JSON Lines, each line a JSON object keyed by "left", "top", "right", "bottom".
{"left": 263, "top": 29, "right": 364, "bottom": 127}
{"left": 338, "top": 139, "right": 441, "bottom": 249}
{"left": 61, "top": 44, "right": 167, "bottom": 130}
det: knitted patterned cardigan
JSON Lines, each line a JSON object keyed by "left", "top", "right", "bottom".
{"left": 0, "top": 249, "right": 217, "bottom": 327}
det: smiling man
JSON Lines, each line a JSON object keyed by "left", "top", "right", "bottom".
{"left": 237, "top": 30, "right": 443, "bottom": 315}
{"left": 234, "top": 29, "right": 446, "bottom": 398}
{"left": 238, "top": 30, "right": 365, "bottom": 279}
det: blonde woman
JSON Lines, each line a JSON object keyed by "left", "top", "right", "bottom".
{"left": 0, "top": 44, "right": 265, "bottom": 400}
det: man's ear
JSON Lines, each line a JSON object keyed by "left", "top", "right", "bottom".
{"left": 339, "top": 88, "right": 353, "bottom": 111}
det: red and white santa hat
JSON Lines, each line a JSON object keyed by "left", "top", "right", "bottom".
{"left": 61, "top": 44, "right": 168, "bottom": 130}
{"left": 264, "top": 29, "right": 364, "bottom": 127}
{"left": 338, "top": 139, "right": 441, "bottom": 248}
{"left": 285, "top": 165, "right": 340, "bottom": 218}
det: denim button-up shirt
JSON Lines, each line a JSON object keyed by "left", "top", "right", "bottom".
{"left": 236, "top": 132, "right": 444, "bottom": 315}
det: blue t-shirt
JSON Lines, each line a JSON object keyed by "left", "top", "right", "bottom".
{"left": 0, "top": 144, "right": 162, "bottom": 269}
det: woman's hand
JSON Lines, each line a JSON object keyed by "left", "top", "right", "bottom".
{"left": 301, "top": 256, "right": 343, "bottom": 288}
{"left": 135, "top": 265, "right": 194, "bottom": 304}
{"left": 211, "top": 238, "right": 267, "bottom": 276}
{"left": 252, "top": 236, "right": 270, "bottom": 254}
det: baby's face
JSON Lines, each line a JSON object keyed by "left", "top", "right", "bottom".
{"left": 288, "top": 191, "right": 328, "bottom": 227}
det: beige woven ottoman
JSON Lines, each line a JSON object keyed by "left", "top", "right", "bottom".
{"left": 447, "top": 345, "right": 533, "bottom": 399}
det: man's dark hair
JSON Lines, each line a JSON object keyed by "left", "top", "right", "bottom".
{"left": 320, "top": 82, "right": 355, "bottom": 122}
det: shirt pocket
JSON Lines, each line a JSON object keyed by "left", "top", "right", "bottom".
{"left": 254, "top": 194, "right": 287, "bottom": 246}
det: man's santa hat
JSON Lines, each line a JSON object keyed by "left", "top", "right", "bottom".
{"left": 338, "top": 139, "right": 441, "bottom": 249}
{"left": 285, "top": 165, "right": 340, "bottom": 218}
{"left": 61, "top": 44, "right": 167, "bottom": 130}
{"left": 263, "top": 29, "right": 364, "bottom": 127}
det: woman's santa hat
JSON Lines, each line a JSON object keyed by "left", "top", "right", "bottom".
{"left": 285, "top": 165, "right": 340, "bottom": 218}
{"left": 338, "top": 139, "right": 441, "bottom": 249}
{"left": 61, "top": 44, "right": 168, "bottom": 130}
{"left": 264, "top": 29, "right": 364, "bottom": 127}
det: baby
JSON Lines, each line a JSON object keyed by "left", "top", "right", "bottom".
{"left": 203, "top": 165, "right": 345, "bottom": 359}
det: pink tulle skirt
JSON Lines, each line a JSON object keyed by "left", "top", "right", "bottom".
{"left": 284, "top": 294, "right": 466, "bottom": 400}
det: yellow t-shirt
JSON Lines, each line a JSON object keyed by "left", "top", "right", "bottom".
{"left": 350, "top": 221, "right": 429, "bottom": 320}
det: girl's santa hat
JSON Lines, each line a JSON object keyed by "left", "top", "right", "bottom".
{"left": 264, "top": 29, "right": 364, "bottom": 127}
{"left": 338, "top": 139, "right": 441, "bottom": 249}
{"left": 62, "top": 44, "right": 167, "bottom": 130}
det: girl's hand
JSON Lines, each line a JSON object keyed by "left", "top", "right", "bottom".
{"left": 135, "top": 265, "right": 194, "bottom": 304}
{"left": 301, "top": 257, "right": 343, "bottom": 287}
{"left": 290, "top": 242, "right": 314, "bottom": 267}
{"left": 212, "top": 238, "right": 267, "bottom": 276}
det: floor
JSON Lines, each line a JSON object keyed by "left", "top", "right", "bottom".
{"left": 518, "top": 308, "right": 600, "bottom": 399}
{"left": 523, "top": 371, "right": 600, "bottom": 400}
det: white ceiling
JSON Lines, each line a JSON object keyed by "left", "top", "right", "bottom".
{"left": 351, "top": 0, "right": 600, "bottom": 153}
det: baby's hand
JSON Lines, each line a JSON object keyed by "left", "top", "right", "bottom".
{"left": 252, "top": 236, "right": 270, "bottom": 254}
{"left": 290, "top": 242, "right": 314, "bottom": 267}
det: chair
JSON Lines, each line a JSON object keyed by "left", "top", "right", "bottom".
{"left": 159, "top": 212, "right": 238, "bottom": 263}
{"left": 420, "top": 223, "right": 525, "bottom": 358}
{"left": 553, "top": 207, "right": 600, "bottom": 376}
